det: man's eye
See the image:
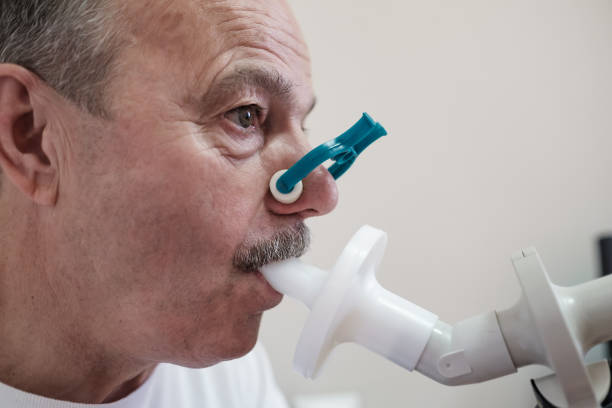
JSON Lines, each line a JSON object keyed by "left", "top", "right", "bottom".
{"left": 225, "top": 105, "right": 261, "bottom": 129}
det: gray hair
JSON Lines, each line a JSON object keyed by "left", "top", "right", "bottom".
{"left": 0, "top": 1, "right": 124, "bottom": 190}
{"left": 233, "top": 223, "right": 311, "bottom": 272}
{"left": 0, "top": 0, "right": 122, "bottom": 117}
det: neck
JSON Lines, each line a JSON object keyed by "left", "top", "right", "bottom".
{"left": 0, "top": 217, "right": 156, "bottom": 404}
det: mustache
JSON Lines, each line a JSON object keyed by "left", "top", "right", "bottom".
{"left": 232, "top": 223, "right": 311, "bottom": 272}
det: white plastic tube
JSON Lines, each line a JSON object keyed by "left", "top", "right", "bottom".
{"left": 261, "top": 259, "right": 327, "bottom": 309}
{"left": 262, "top": 257, "right": 517, "bottom": 385}
{"left": 261, "top": 225, "right": 517, "bottom": 384}
{"left": 558, "top": 274, "right": 612, "bottom": 355}
{"left": 334, "top": 273, "right": 440, "bottom": 372}
{"left": 262, "top": 226, "right": 612, "bottom": 404}
{"left": 415, "top": 312, "right": 516, "bottom": 385}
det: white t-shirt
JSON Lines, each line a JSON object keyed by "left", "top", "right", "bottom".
{"left": 0, "top": 343, "right": 289, "bottom": 408}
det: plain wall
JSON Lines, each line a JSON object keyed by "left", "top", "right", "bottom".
{"left": 260, "top": 1, "right": 612, "bottom": 407}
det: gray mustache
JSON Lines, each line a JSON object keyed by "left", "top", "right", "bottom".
{"left": 233, "top": 223, "right": 311, "bottom": 272}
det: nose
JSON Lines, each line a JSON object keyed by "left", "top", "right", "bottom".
{"left": 266, "top": 163, "right": 338, "bottom": 219}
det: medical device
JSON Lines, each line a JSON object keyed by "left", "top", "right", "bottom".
{"left": 266, "top": 116, "right": 612, "bottom": 407}
{"left": 269, "top": 113, "right": 386, "bottom": 204}
{"left": 262, "top": 226, "right": 612, "bottom": 408}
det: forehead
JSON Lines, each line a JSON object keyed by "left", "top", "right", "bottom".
{"left": 120, "top": 0, "right": 312, "bottom": 91}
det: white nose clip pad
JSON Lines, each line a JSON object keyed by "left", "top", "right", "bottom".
{"left": 270, "top": 169, "right": 303, "bottom": 204}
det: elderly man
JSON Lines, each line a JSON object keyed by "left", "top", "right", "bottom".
{"left": 0, "top": 0, "right": 338, "bottom": 406}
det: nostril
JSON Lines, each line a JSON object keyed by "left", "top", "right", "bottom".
{"left": 301, "top": 209, "right": 319, "bottom": 217}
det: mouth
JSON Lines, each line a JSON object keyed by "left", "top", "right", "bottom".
{"left": 254, "top": 269, "right": 283, "bottom": 308}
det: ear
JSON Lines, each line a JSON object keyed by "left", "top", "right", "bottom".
{"left": 0, "top": 64, "right": 58, "bottom": 205}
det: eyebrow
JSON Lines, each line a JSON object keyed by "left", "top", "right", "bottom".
{"left": 199, "top": 65, "right": 297, "bottom": 112}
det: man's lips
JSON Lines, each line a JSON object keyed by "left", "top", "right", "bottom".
{"left": 255, "top": 269, "right": 283, "bottom": 308}
{"left": 255, "top": 270, "right": 280, "bottom": 294}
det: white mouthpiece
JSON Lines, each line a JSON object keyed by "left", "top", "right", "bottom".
{"left": 261, "top": 259, "right": 328, "bottom": 308}
{"left": 261, "top": 225, "right": 438, "bottom": 379}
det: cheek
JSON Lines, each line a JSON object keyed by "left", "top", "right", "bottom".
{"left": 81, "top": 151, "right": 265, "bottom": 351}
{"left": 89, "top": 142, "right": 267, "bottom": 289}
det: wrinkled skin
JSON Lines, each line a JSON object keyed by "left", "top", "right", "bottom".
{"left": 0, "top": 0, "right": 337, "bottom": 403}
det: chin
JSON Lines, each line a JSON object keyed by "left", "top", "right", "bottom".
{"left": 220, "top": 335, "right": 258, "bottom": 362}
{"left": 178, "top": 313, "right": 262, "bottom": 368}
{"left": 219, "top": 314, "right": 262, "bottom": 361}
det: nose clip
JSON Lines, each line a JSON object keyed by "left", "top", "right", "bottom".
{"left": 269, "top": 112, "right": 387, "bottom": 204}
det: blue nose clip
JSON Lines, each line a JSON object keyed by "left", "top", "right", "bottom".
{"left": 275, "top": 112, "right": 387, "bottom": 194}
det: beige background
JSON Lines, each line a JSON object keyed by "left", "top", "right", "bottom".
{"left": 260, "top": 1, "right": 612, "bottom": 407}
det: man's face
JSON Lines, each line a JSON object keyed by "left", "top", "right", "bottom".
{"left": 50, "top": 0, "right": 337, "bottom": 367}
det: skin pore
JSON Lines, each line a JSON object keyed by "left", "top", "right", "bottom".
{"left": 0, "top": 0, "right": 337, "bottom": 404}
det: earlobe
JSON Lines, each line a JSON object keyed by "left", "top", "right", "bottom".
{"left": 0, "top": 65, "right": 58, "bottom": 206}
